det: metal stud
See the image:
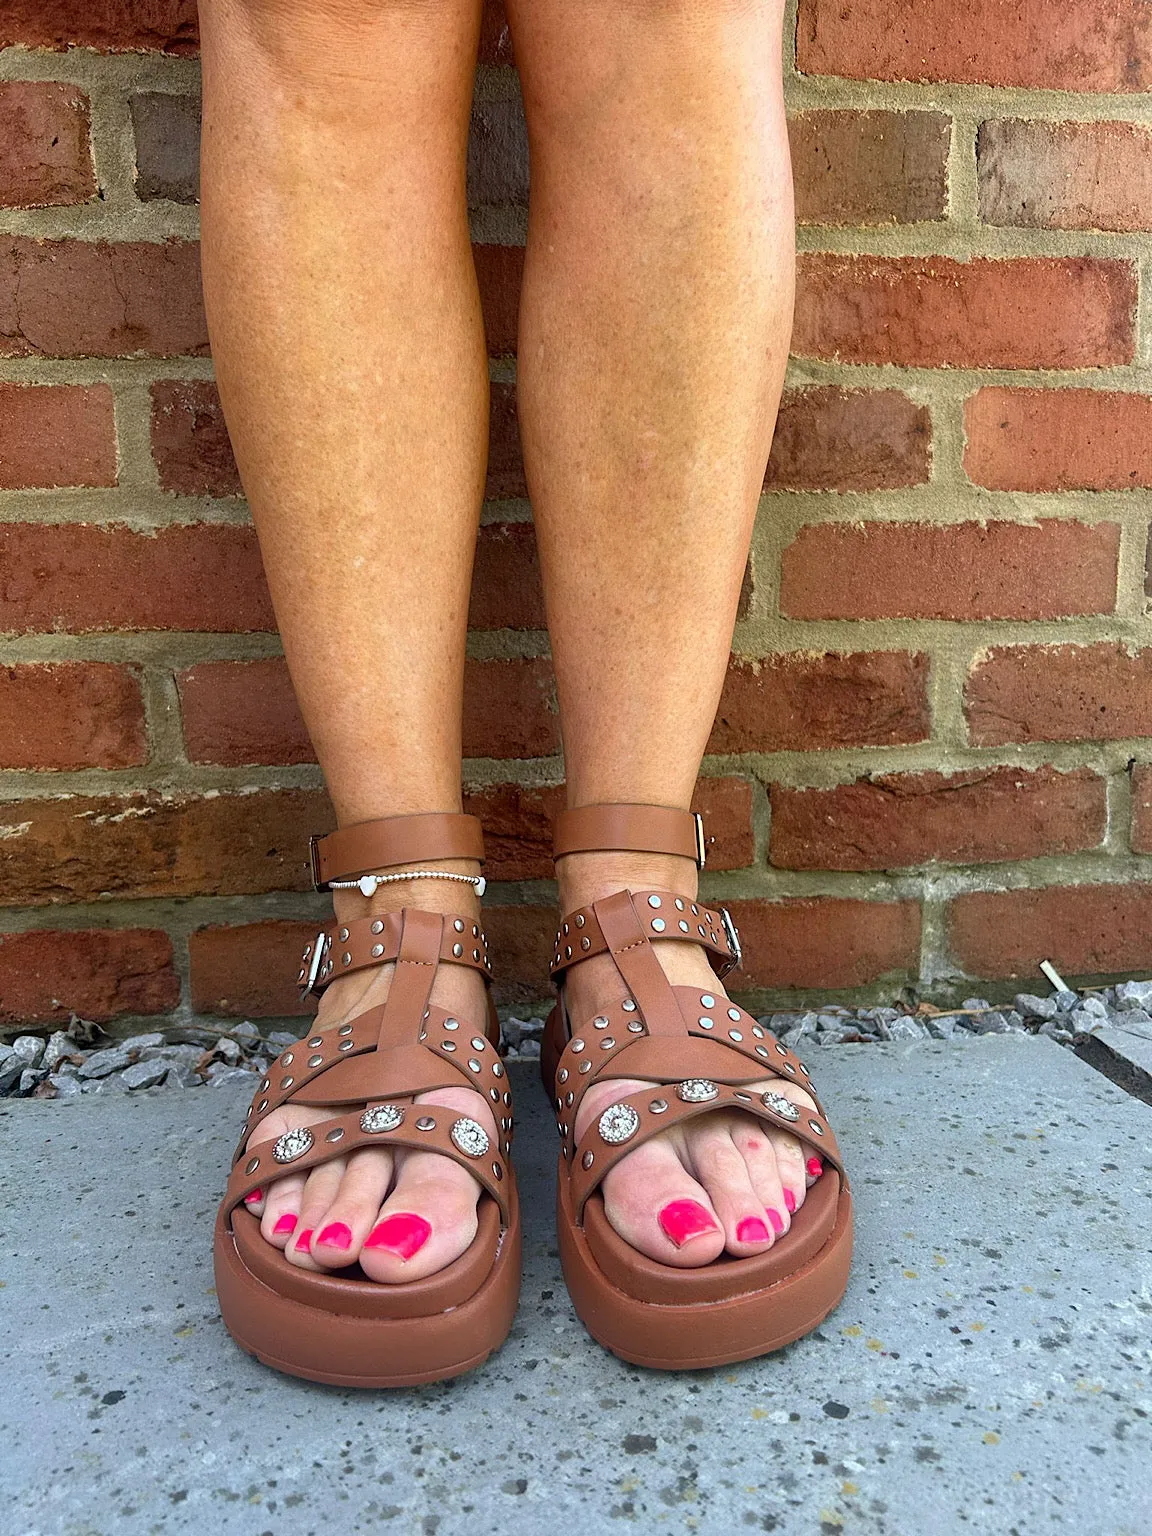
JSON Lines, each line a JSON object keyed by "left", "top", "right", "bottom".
{"left": 755, "top": 1046, "right": 769, "bottom": 1058}
{"left": 575, "top": 914, "right": 585, "bottom": 927}
{"left": 370, "top": 943, "right": 384, "bottom": 958}
{"left": 372, "top": 919, "right": 384, "bottom": 934}
{"left": 582, "top": 1150, "right": 595, "bottom": 1170}
{"left": 678, "top": 1078, "right": 719, "bottom": 1103}
{"left": 282, "top": 1052, "right": 294, "bottom": 1065}
{"left": 272, "top": 1127, "right": 313, "bottom": 1164}
{"left": 622, "top": 999, "right": 637, "bottom": 1012}
{"left": 454, "top": 918, "right": 465, "bottom": 932}
{"left": 339, "top": 927, "right": 349, "bottom": 942}
{"left": 563, "top": 922, "right": 569, "bottom": 935}
{"left": 627, "top": 1020, "right": 644, "bottom": 1033}
{"left": 581, "top": 936, "right": 591, "bottom": 950}
{"left": 503, "top": 1090, "right": 512, "bottom": 1104}
{"left": 280, "top": 1075, "right": 294, "bottom": 1089}
{"left": 258, "top": 1098, "right": 268, "bottom": 1112}
{"left": 558, "top": 1067, "right": 569, "bottom": 1084}
{"left": 444, "top": 1017, "right": 459, "bottom": 1031}
{"left": 679, "top": 920, "right": 690, "bottom": 933}
{"left": 675, "top": 898, "right": 685, "bottom": 910}
{"left": 651, "top": 918, "right": 666, "bottom": 932}
{"left": 492, "top": 1061, "right": 504, "bottom": 1078}
{"left": 783, "top": 1062, "right": 796, "bottom": 1074}
{"left": 571, "top": 1039, "right": 585, "bottom": 1053}
{"left": 308, "top": 1036, "right": 323, "bottom": 1049}
{"left": 361, "top": 1104, "right": 403, "bottom": 1133}
{"left": 594, "top": 1015, "right": 609, "bottom": 1030}
{"left": 490, "top": 1088, "right": 500, "bottom": 1102}
{"left": 468, "top": 1059, "right": 482, "bottom": 1073}
{"left": 339, "top": 1023, "right": 353, "bottom": 1036}
{"left": 649, "top": 1098, "right": 668, "bottom": 1114}
{"left": 598, "top": 1103, "right": 640, "bottom": 1144}
{"left": 808, "top": 1119, "right": 825, "bottom": 1136}
{"left": 691, "top": 903, "right": 699, "bottom": 914}
{"left": 493, "top": 1162, "right": 504, "bottom": 1180}
{"left": 699, "top": 1016, "right": 714, "bottom": 1029}
{"left": 474, "top": 949, "right": 482, "bottom": 962}
{"left": 752, "top": 1025, "right": 764, "bottom": 1038}
{"left": 579, "top": 1060, "right": 591, "bottom": 1074}
{"left": 776, "top": 1043, "right": 788, "bottom": 1056}
{"left": 442, "top": 1041, "right": 456, "bottom": 1052}
{"left": 600, "top": 1037, "right": 616, "bottom": 1050}
{"left": 415, "top": 1116, "right": 436, "bottom": 1131}
{"left": 451, "top": 1118, "right": 490, "bottom": 1157}
{"left": 761, "top": 1090, "right": 800, "bottom": 1122}
{"left": 700, "top": 994, "right": 715, "bottom": 1008}
{"left": 452, "top": 942, "right": 464, "bottom": 958}
{"left": 728, "top": 1008, "right": 742, "bottom": 1022}
{"left": 471, "top": 1038, "right": 487, "bottom": 1051}
{"left": 565, "top": 1091, "right": 574, "bottom": 1106}
{"left": 728, "top": 1029, "right": 743, "bottom": 1042}
{"left": 245, "top": 1156, "right": 260, "bottom": 1175}
{"left": 261, "top": 1078, "right": 270, "bottom": 1091}
{"left": 308, "top": 1054, "right": 323, "bottom": 1068}
{"left": 326, "top": 1127, "right": 345, "bottom": 1143}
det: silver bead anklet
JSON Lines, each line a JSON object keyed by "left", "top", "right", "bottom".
{"left": 326, "top": 868, "right": 487, "bottom": 898}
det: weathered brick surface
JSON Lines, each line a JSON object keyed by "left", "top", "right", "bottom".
{"left": 948, "top": 884, "right": 1152, "bottom": 980}
{"left": 966, "top": 643, "right": 1152, "bottom": 747}
{"left": 780, "top": 519, "right": 1119, "bottom": 621}
{"left": 481, "top": 904, "right": 556, "bottom": 1004}
{"left": 474, "top": 244, "right": 523, "bottom": 357}
{"left": 0, "top": 662, "right": 146, "bottom": 771}
{"left": 978, "top": 119, "right": 1152, "bottom": 233}
{"left": 769, "top": 766, "right": 1106, "bottom": 871}
{"left": 151, "top": 379, "right": 241, "bottom": 496}
{"left": 965, "top": 389, "right": 1152, "bottom": 492}
{"left": 189, "top": 920, "right": 317, "bottom": 1019}
{"left": 131, "top": 91, "right": 200, "bottom": 204}
{"left": 0, "top": 789, "right": 332, "bottom": 906}
{"left": 765, "top": 388, "right": 930, "bottom": 492}
{"left": 463, "top": 657, "right": 559, "bottom": 759}
{"left": 469, "top": 522, "right": 545, "bottom": 630}
{"left": 0, "top": 928, "right": 178, "bottom": 1026}
{"left": 0, "top": 237, "right": 208, "bottom": 359}
{"left": 797, "top": 0, "right": 1151, "bottom": 92}
{"left": 1, "top": 0, "right": 199, "bottom": 54}
{"left": 177, "top": 658, "right": 314, "bottom": 767}
{"left": 0, "top": 523, "right": 274, "bottom": 634}
{"left": 0, "top": 81, "right": 94, "bottom": 209}
{"left": 487, "top": 380, "right": 525, "bottom": 499}
{"left": 792, "top": 255, "right": 1137, "bottom": 369}
{"left": 726, "top": 898, "right": 922, "bottom": 990}
{"left": 790, "top": 110, "right": 949, "bottom": 226}
{"left": 1129, "top": 765, "right": 1152, "bottom": 854}
{"left": 0, "top": 383, "right": 116, "bottom": 490}
{"left": 710, "top": 653, "right": 931, "bottom": 754}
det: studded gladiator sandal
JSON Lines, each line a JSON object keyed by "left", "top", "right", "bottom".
{"left": 213, "top": 811, "right": 521, "bottom": 1388}
{"left": 544, "top": 803, "right": 853, "bottom": 1370}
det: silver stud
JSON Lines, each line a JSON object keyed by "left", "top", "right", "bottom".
{"left": 776, "top": 1043, "right": 788, "bottom": 1056}
{"left": 649, "top": 1098, "right": 668, "bottom": 1114}
{"left": 565, "top": 1091, "right": 574, "bottom": 1106}
{"left": 728, "top": 1008, "right": 742, "bottom": 1022}
{"left": 416, "top": 1116, "right": 436, "bottom": 1131}
{"left": 493, "top": 1162, "right": 503, "bottom": 1180}
{"left": 452, "top": 1118, "right": 490, "bottom": 1157}
{"left": 752, "top": 1025, "right": 764, "bottom": 1038}
{"left": 784, "top": 1062, "right": 796, "bottom": 1074}
{"left": 755, "top": 1046, "right": 769, "bottom": 1058}
{"left": 648, "top": 895, "right": 662, "bottom": 909}
{"left": 761, "top": 1090, "right": 800, "bottom": 1122}
{"left": 622, "top": 999, "right": 637, "bottom": 1012}
{"left": 594, "top": 1015, "right": 609, "bottom": 1030}
{"left": 444, "top": 1017, "right": 459, "bottom": 1031}
{"left": 282, "top": 1052, "right": 294, "bottom": 1065}
{"left": 468, "top": 1059, "right": 482, "bottom": 1073}
{"left": 581, "top": 936, "right": 591, "bottom": 949}
{"left": 454, "top": 918, "right": 465, "bottom": 932}
{"left": 600, "top": 1037, "right": 616, "bottom": 1050}
{"left": 342, "top": 951, "right": 352, "bottom": 965}
{"left": 340, "top": 1039, "right": 355, "bottom": 1051}
{"left": 582, "top": 1150, "right": 594, "bottom": 1170}
{"left": 474, "top": 949, "right": 482, "bottom": 962}
{"left": 575, "top": 914, "right": 585, "bottom": 927}
{"left": 339, "top": 927, "right": 349, "bottom": 941}
{"left": 261, "top": 1078, "right": 270, "bottom": 1091}
{"left": 679, "top": 920, "right": 690, "bottom": 933}
{"left": 729, "top": 1029, "right": 743, "bottom": 1042}
{"left": 272, "top": 1127, "right": 313, "bottom": 1163}
{"left": 809, "top": 1119, "right": 825, "bottom": 1136}
{"left": 698, "top": 925, "right": 707, "bottom": 937}
{"left": 598, "top": 1103, "right": 640, "bottom": 1144}
{"left": 371, "top": 943, "right": 384, "bottom": 958}
{"left": 699, "top": 1016, "right": 714, "bottom": 1029}
{"left": 308, "top": 1054, "right": 323, "bottom": 1068}
{"left": 579, "top": 1060, "right": 591, "bottom": 1074}
{"left": 678, "top": 1079, "right": 719, "bottom": 1103}
{"left": 325, "top": 1127, "right": 344, "bottom": 1143}
{"left": 565, "top": 946, "right": 572, "bottom": 959}
{"left": 800, "top": 1062, "right": 811, "bottom": 1076}
{"left": 361, "top": 1104, "right": 404, "bottom": 1133}
{"left": 245, "top": 1156, "right": 260, "bottom": 1175}
{"left": 651, "top": 918, "right": 666, "bottom": 932}
{"left": 571, "top": 1039, "right": 585, "bottom": 1053}
{"left": 627, "top": 1020, "right": 644, "bottom": 1033}
{"left": 734, "top": 1090, "right": 751, "bottom": 1102}
{"left": 492, "top": 1061, "right": 504, "bottom": 1078}
{"left": 308, "top": 1036, "right": 323, "bottom": 1048}
{"left": 691, "top": 903, "right": 699, "bottom": 915}
{"left": 490, "top": 1088, "right": 500, "bottom": 1101}
{"left": 503, "top": 1090, "right": 512, "bottom": 1104}
{"left": 563, "top": 922, "right": 569, "bottom": 935}
{"left": 471, "top": 1038, "right": 487, "bottom": 1051}
{"left": 280, "top": 1075, "right": 294, "bottom": 1089}
{"left": 442, "top": 1041, "right": 457, "bottom": 1052}
{"left": 339, "top": 1023, "right": 353, "bottom": 1036}
{"left": 558, "top": 1068, "right": 569, "bottom": 1084}
{"left": 371, "top": 919, "right": 384, "bottom": 934}
{"left": 701, "top": 994, "right": 716, "bottom": 1008}
{"left": 472, "top": 924, "right": 480, "bottom": 938}
{"left": 258, "top": 1098, "right": 268, "bottom": 1112}
{"left": 675, "top": 898, "right": 685, "bottom": 910}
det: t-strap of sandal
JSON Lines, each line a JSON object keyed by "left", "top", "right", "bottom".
{"left": 213, "top": 811, "right": 521, "bottom": 1389}
{"left": 543, "top": 801, "right": 853, "bottom": 1371}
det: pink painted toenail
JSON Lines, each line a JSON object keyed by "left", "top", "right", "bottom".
{"left": 806, "top": 1157, "right": 823, "bottom": 1178}
{"left": 658, "top": 1200, "right": 718, "bottom": 1248}
{"left": 364, "top": 1213, "right": 431, "bottom": 1260}
{"left": 273, "top": 1213, "right": 297, "bottom": 1235}
{"left": 294, "top": 1227, "right": 313, "bottom": 1251}
{"left": 244, "top": 1188, "right": 263, "bottom": 1205}
{"left": 783, "top": 1189, "right": 796, "bottom": 1213}
{"left": 317, "top": 1222, "right": 352, "bottom": 1250}
{"left": 736, "top": 1217, "right": 769, "bottom": 1244}
{"left": 767, "top": 1208, "right": 785, "bottom": 1233}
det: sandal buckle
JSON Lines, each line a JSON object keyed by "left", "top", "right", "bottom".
{"left": 308, "top": 833, "right": 326, "bottom": 890}
{"left": 299, "top": 929, "right": 329, "bottom": 999}
{"left": 718, "top": 907, "right": 742, "bottom": 979}
{"left": 694, "top": 811, "right": 707, "bottom": 870}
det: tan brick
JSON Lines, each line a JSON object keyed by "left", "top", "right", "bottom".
{"left": 0, "top": 81, "right": 94, "bottom": 208}
{"left": 790, "top": 110, "right": 950, "bottom": 226}
{"left": 978, "top": 119, "right": 1152, "bottom": 233}
{"left": 965, "top": 389, "right": 1152, "bottom": 492}
{"left": 765, "top": 388, "right": 930, "bottom": 492}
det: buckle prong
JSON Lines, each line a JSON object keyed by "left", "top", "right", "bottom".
{"left": 299, "top": 929, "right": 328, "bottom": 1000}
{"left": 718, "top": 907, "right": 742, "bottom": 979}
{"left": 308, "top": 834, "right": 326, "bottom": 891}
{"left": 693, "top": 812, "right": 707, "bottom": 870}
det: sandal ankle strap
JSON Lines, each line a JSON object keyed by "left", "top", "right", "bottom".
{"left": 552, "top": 803, "right": 707, "bottom": 868}
{"left": 309, "top": 811, "right": 485, "bottom": 890}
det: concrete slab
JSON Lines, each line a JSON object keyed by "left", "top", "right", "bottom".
{"left": 1, "top": 1036, "right": 1150, "bottom": 1536}
{"left": 1085, "top": 1022, "right": 1152, "bottom": 1097}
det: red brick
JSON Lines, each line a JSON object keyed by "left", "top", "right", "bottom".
{"left": 0, "top": 663, "right": 146, "bottom": 770}
{"left": 965, "top": 389, "right": 1152, "bottom": 492}
{"left": 769, "top": 766, "right": 1105, "bottom": 872}
{"left": 710, "top": 652, "right": 930, "bottom": 754}
{"left": 780, "top": 519, "right": 1119, "bottom": 621}
{"left": 966, "top": 643, "right": 1152, "bottom": 747}
{"left": 948, "top": 884, "right": 1152, "bottom": 981}
{"left": 790, "top": 110, "right": 950, "bottom": 226}
{"left": 0, "top": 789, "right": 332, "bottom": 906}
{"left": 0, "top": 236, "right": 207, "bottom": 358}
{"left": 190, "top": 920, "right": 318, "bottom": 1019}
{"left": 765, "top": 387, "right": 930, "bottom": 493}
{"left": 978, "top": 120, "right": 1152, "bottom": 233}
{"left": 0, "top": 522, "right": 274, "bottom": 634}
{"left": 725, "top": 898, "right": 921, "bottom": 990}
{"left": 486, "top": 380, "right": 525, "bottom": 499}
{"left": 797, "top": 0, "right": 1151, "bottom": 92}
{"left": 178, "top": 659, "right": 313, "bottom": 767}
{"left": 0, "top": 928, "right": 178, "bottom": 1027}
{"left": 792, "top": 254, "right": 1136, "bottom": 369}
{"left": 0, "top": 0, "right": 199, "bottom": 54}
{"left": 482, "top": 904, "right": 556, "bottom": 1005}
{"left": 470, "top": 522, "right": 544, "bottom": 630}
{"left": 0, "top": 82, "right": 94, "bottom": 208}
{"left": 1130, "top": 764, "right": 1152, "bottom": 853}
{"left": 463, "top": 657, "right": 559, "bottom": 759}
{"left": 0, "top": 383, "right": 116, "bottom": 489}
{"left": 478, "top": 0, "right": 513, "bottom": 65}
{"left": 474, "top": 243, "right": 522, "bottom": 357}
{"left": 464, "top": 776, "right": 755, "bottom": 882}
{"left": 151, "top": 380, "right": 241, "bottom": 496}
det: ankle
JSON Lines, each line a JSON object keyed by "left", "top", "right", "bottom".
{"left": 555, "top": 850, "right": 698, "bottom": 916}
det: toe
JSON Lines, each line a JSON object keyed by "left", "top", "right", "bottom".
{"left": 260, "top": 1171, "right": 307, "bottom": 1247}
{"left": 307, "top": 1146, "right": 395, "bottom": 1270}
{"left": 601, "top": 1134, "right": 725, "bottom": 1267}
{"left": 689, "top": 1116, "right": 781, "bottom": 1255}
{"left": 288, "top": 1158, "right": 348, "bottom": 1269}
{"left": 730, "top": 1117, "right": 791, "bottom": 1235}
{"left": 358, "top": 1158, "right": 481, "bottom": 1283}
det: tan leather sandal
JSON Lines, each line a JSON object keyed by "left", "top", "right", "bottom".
{"left": 213, "top": 811, "right": 521, "bottom": 1388}
{"left": 543, "top": 802, "right": 853, "bottom": 1370}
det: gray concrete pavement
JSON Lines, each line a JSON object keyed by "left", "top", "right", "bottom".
{"left": 2, "top": 1035, "right": 1150, "bottom": 1536}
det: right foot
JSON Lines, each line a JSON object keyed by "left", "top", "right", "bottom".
{"left": 242, "top": 889, "right": 498, "bottom": 1282}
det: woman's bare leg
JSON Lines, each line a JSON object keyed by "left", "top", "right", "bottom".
{"left": 198, "top": 0, "right": 493, "bottom": 1280}
{"left": 507, "top": 0, "right": 818, "bottom": 1264}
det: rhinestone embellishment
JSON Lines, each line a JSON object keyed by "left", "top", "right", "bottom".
{"left": 598, "top": 1103, "right": 640, "bottom": 1144}
{"left": 450, "top": 1117, "right": 490, "bottom": 1157}
{"left": 677, "top": 1078, "right": 719, "bottom": 1103}
{"left": 361, "top": 1104, "right": 403, "bottom": 1134}
{"left": 762, "top": 1090, "right": 800, "bottom": 1121}
{"left": 272, "top": 1127, "right": 313, "bottom": 1164}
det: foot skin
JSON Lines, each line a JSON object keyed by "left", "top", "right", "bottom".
{"left": 242, "top": 894, "right": 497, "bottom": 1283}
{"left": 558, "top": 855, "right": 823, "bottom": 1269}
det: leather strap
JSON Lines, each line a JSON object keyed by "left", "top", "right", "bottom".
{"left": 310, "top": 811, "right": 485, "bottom": 890}
{"left": 552, "top": 803, "right": 706, "bottom": 868}
{"left": 550, "top": 888, "right": 738, "bottom": 981}
{"left": 299, "top": 909, "right": 491, "bottom": 999}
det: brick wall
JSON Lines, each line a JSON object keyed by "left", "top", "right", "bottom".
{"left": 2, "top": 0, "right": 1152, "bottom": 1035}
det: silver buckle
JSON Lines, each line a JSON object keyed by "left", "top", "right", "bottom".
{"left": 693, "top": 812, "right": 707, "bottom": 870}
{"left": 299, "top": 929, "right": 329, "bottom": 1000}
{"left": 718, "top": 907, "right": 742, "bottom": 979}
{"left": 308, "top": 834, "right": 326, "bottom": 891}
